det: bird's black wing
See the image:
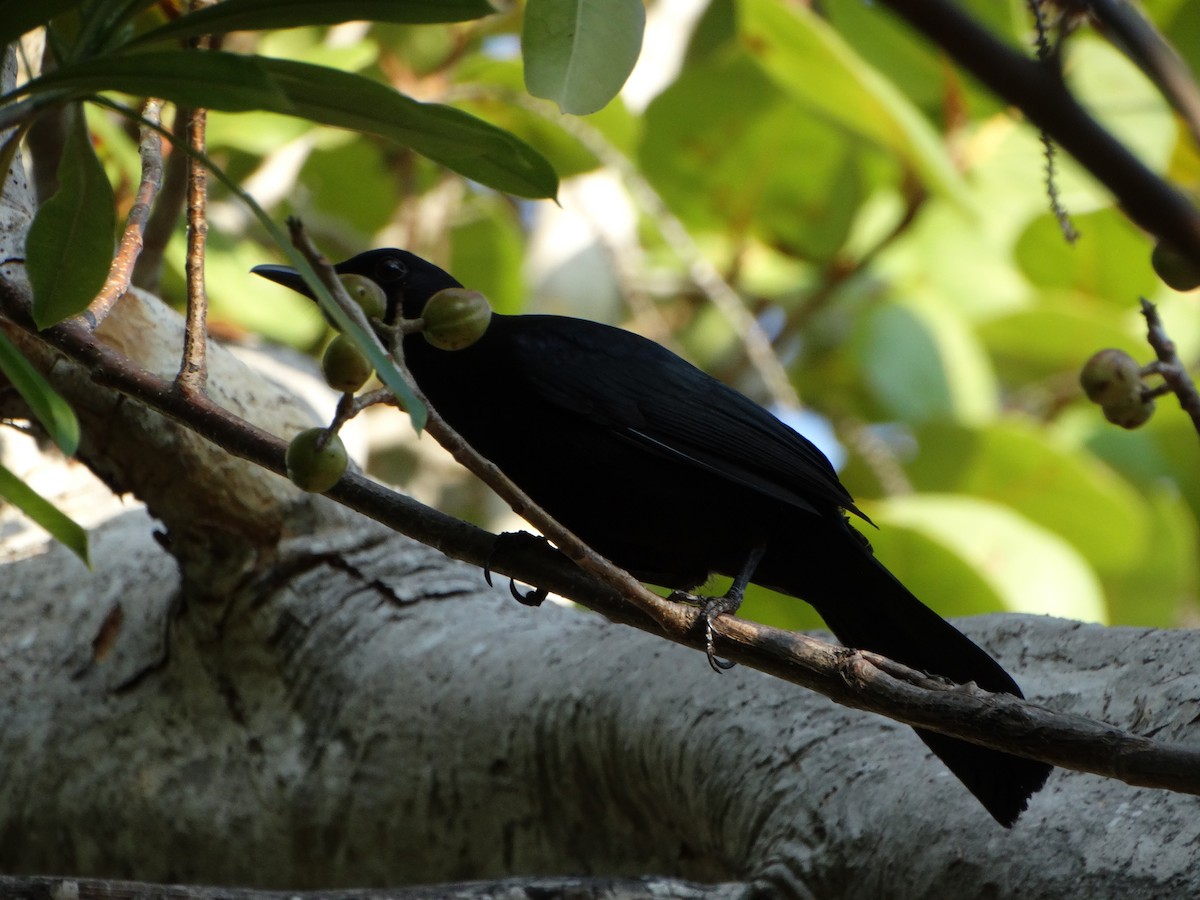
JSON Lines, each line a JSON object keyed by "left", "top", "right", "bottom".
{"left": 499, "top": 315, "right": 864, "bottom": 521}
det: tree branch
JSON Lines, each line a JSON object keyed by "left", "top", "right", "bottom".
{"left": 85, "top": 98, "right": 163, "bottom": 330}
{"left": 877, "top": 0, "right": 1200, "bottom": 260}
{"left": 1140, "top": 297, "right": 1200, "bottom": 435}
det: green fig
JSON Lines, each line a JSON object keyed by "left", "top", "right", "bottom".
{"left": 421, "top": 288, "right": 492, "bottom": 351}
{"left": 1080, "top": 349, "right": 1142, "bottom": 407}
{"left": 286, "top": 427, "right": 348, "bottom": 492}
{"left": 322, "top": 334, "right": 373, "bottom": 393}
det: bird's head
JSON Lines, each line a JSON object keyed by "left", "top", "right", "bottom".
{"left": 251, "top": 248, "right": 461, "bottom": 323}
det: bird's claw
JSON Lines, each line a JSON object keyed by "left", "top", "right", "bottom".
{"left": 668, "top": 590, "right": 739, "bottom": 673}
{"left": 510, "top": 580, "right": 548, "bottom": 607}
{"left": 485, "top": 531, "right": 551, "bottom": 608}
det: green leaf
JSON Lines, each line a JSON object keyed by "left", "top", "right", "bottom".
{"left": 1103, "top": 487, "right": 1199, "bottom": 627}
{"left": 904, "top": 421, "right": 1151, "bottom": 578}
{"left": 0, "top": 462, "right": 89, "bottom": 565}
{"left": 737, "top": 0, "right": 971, "bottom": 208}
{"left": 871, "top": 494, "right": 1108, "bottom": 623}
{"left": 256, "top": 56, "right": 558, "bottom": 198}
{"left": 26, "top": 106, "right": 116, "bottom": 329}
{"left": 978, "top": 296, "right": 1148, "bottom": 383}
{"left": 449, "top": 198, "right": 527, "bottom": 315}
{"left": 1015, "top": 208, "right": 1160, "bottom": 305}
{"left": 22, "top": 50, "right": 290, "bottom": 111}
{"left": 640, "top": 52, "right": 882, "bottom": 262}
{"left": 851, "top": 297, "right": 996, "bottom": 423}
{"left": 133, "top": 0, "right": 495, "bottom": 47}
{"left": 0, "top": 334, "right": 80, "bottom": 455}
{"left": 523, "top": 0, "right": 645, "bottom": 115}
{"left": 0, "top": 0, "right": 85, "bottom": 49}
{"left": 20, "top": 51, "right": 558, "bottom": 198}
{"left": 857, "top": 513, "right": 1006, "bottom": 619}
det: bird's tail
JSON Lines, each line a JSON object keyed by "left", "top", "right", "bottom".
{"left": 763, "top": 529, "right": 1051, "bottom": 826}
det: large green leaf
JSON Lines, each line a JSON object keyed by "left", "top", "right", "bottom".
{"left": 904, "top": 421, "right": 1151, "bottom": 578}
{"left": 737, "top": 0, "right": 970, "bottom": 208}
{"left": 133, "top": 0, "right": 495, "bottom": 46}
{"left": 20, "top": 49, "right": 289, "bottom": 111}
{"left": 640, "top": 52, "right": 882, "bottom": 262}
{"left": 978, "top": 295, "right": 1148, "bottom": 383}
{"left": 21, "top": 52, "right": 558, "bottom": 198}
{"left": 851, "top": 297, "right": 996, "bottom": 423}
{"left": 26, "top": 106, "right": 116, "bottom": 329}
{"left": 1102, "top": 487, "right": 1199, "bottom": 627}
{"left": 257, "top": 57, "right": 558, "bottom": 198}
{"left": 1015, "top": 207, "right": 1160, "bottom": 305}
{"left": 449, "top": 198, "right": 527, "bottom": 316}
{"left": 870, "top": 494, "right": 1108, "bottom": 622}
{"left": 0, "top": 334, "right": 80, "bottom": 455}
{"left": 523, "top": 0, "right": 645, "bottom": 115}
{"left": 0, "top": 462, "right": 89, "bottom": 565}
{"left": 854, "top": 511, "right": 1007, "bottom": 619}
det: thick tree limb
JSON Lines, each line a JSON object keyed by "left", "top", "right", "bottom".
{"left": 2, "top": 508, "right": 1199, "bottom": 896}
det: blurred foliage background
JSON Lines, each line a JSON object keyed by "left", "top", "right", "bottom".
{"left": 90, "top": 0, "right": 1200, "bottom": 631}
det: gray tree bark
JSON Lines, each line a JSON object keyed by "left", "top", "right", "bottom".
{"left": 2, "top": 494, "right": 1200, "bottom": 899}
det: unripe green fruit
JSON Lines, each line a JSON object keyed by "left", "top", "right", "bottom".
{"left": 339, "top": 273, "right": 388, "bottom": 319}
{"left": 1151, "top": 241, "right": 1200, "bottom": 292}
{"left": 286, "top": 427, "right": 348, "bottom": 492}
{"left": 421, "top": 288, "right": 492, "bottom": 351}
{"left": 1080, "top": 348, "right": 1142, "bottom": 407}
{"left": 322, "top": 334, "right": 373, "bottom": 393}
{"left": 1103, "top": 394, "right": 1155, "bottom": 430}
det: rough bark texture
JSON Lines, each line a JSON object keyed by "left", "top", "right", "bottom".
{"left": 2, "top": 504, "right": 1199, "bottom": 899}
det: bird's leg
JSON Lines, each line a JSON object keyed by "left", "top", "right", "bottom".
{"left": 484, "top": 531, "right": 550, "bottom": 607}
{"left": 671, "top": 542, "right": 768, "bottom": 673}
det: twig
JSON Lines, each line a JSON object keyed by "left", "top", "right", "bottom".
{"left": 286, "top": 224, "right": 685, "bottom": 635}
{"left": 177, "top": 100, "right": 209, "bottom": 396}
{"left": 1140, "top": 297, "right": 1200, "bottom": 435}
{"left": 133, "top": 108, "right": 189, "bottom": 294}
{"left": 177, "top": 2, "right": 217, "bottom": 396}
{"left": 83, "top": 98, "right": 163, "bottom": 331}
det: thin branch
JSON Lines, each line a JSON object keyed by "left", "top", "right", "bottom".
{"left": 1140, "top": 297, "right": 1200, "bottom": 435}
{"left": 133, "top": 107, "right": 189, "bottom": 294}
{"left": 177, "top": 101, "right": 209, "bottom": 396}
{"left": 877, "top": 0, "right": 1200, "bottom": 261}
{"left": 83, "top": 98, "right": 163, "bottom": 331}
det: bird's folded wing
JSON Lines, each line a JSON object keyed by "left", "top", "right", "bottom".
{"left": 508, "top": 317, "right": 865, "bottom": 522}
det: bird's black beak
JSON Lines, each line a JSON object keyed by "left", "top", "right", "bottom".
{"left": 251, "top": 263, "right": 314, "bottom": 299}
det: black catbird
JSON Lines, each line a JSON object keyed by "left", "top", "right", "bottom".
{"left": 254, "top": 248, "right": 1051, "bottom": 826}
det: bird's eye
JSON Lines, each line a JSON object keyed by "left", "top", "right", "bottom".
{"left": 375, "top": 256, "right": 407, "bottom": 283}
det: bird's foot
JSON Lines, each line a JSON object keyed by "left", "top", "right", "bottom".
{"left": 667, "top": 589, "right": 740, "bottom": 673}
{"left": 484, "top": 531, "right": 551, "bottom": 607}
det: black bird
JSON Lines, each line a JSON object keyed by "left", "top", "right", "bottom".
{"left": 254, "top": 248, "right": 1052, "bottom": 826}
